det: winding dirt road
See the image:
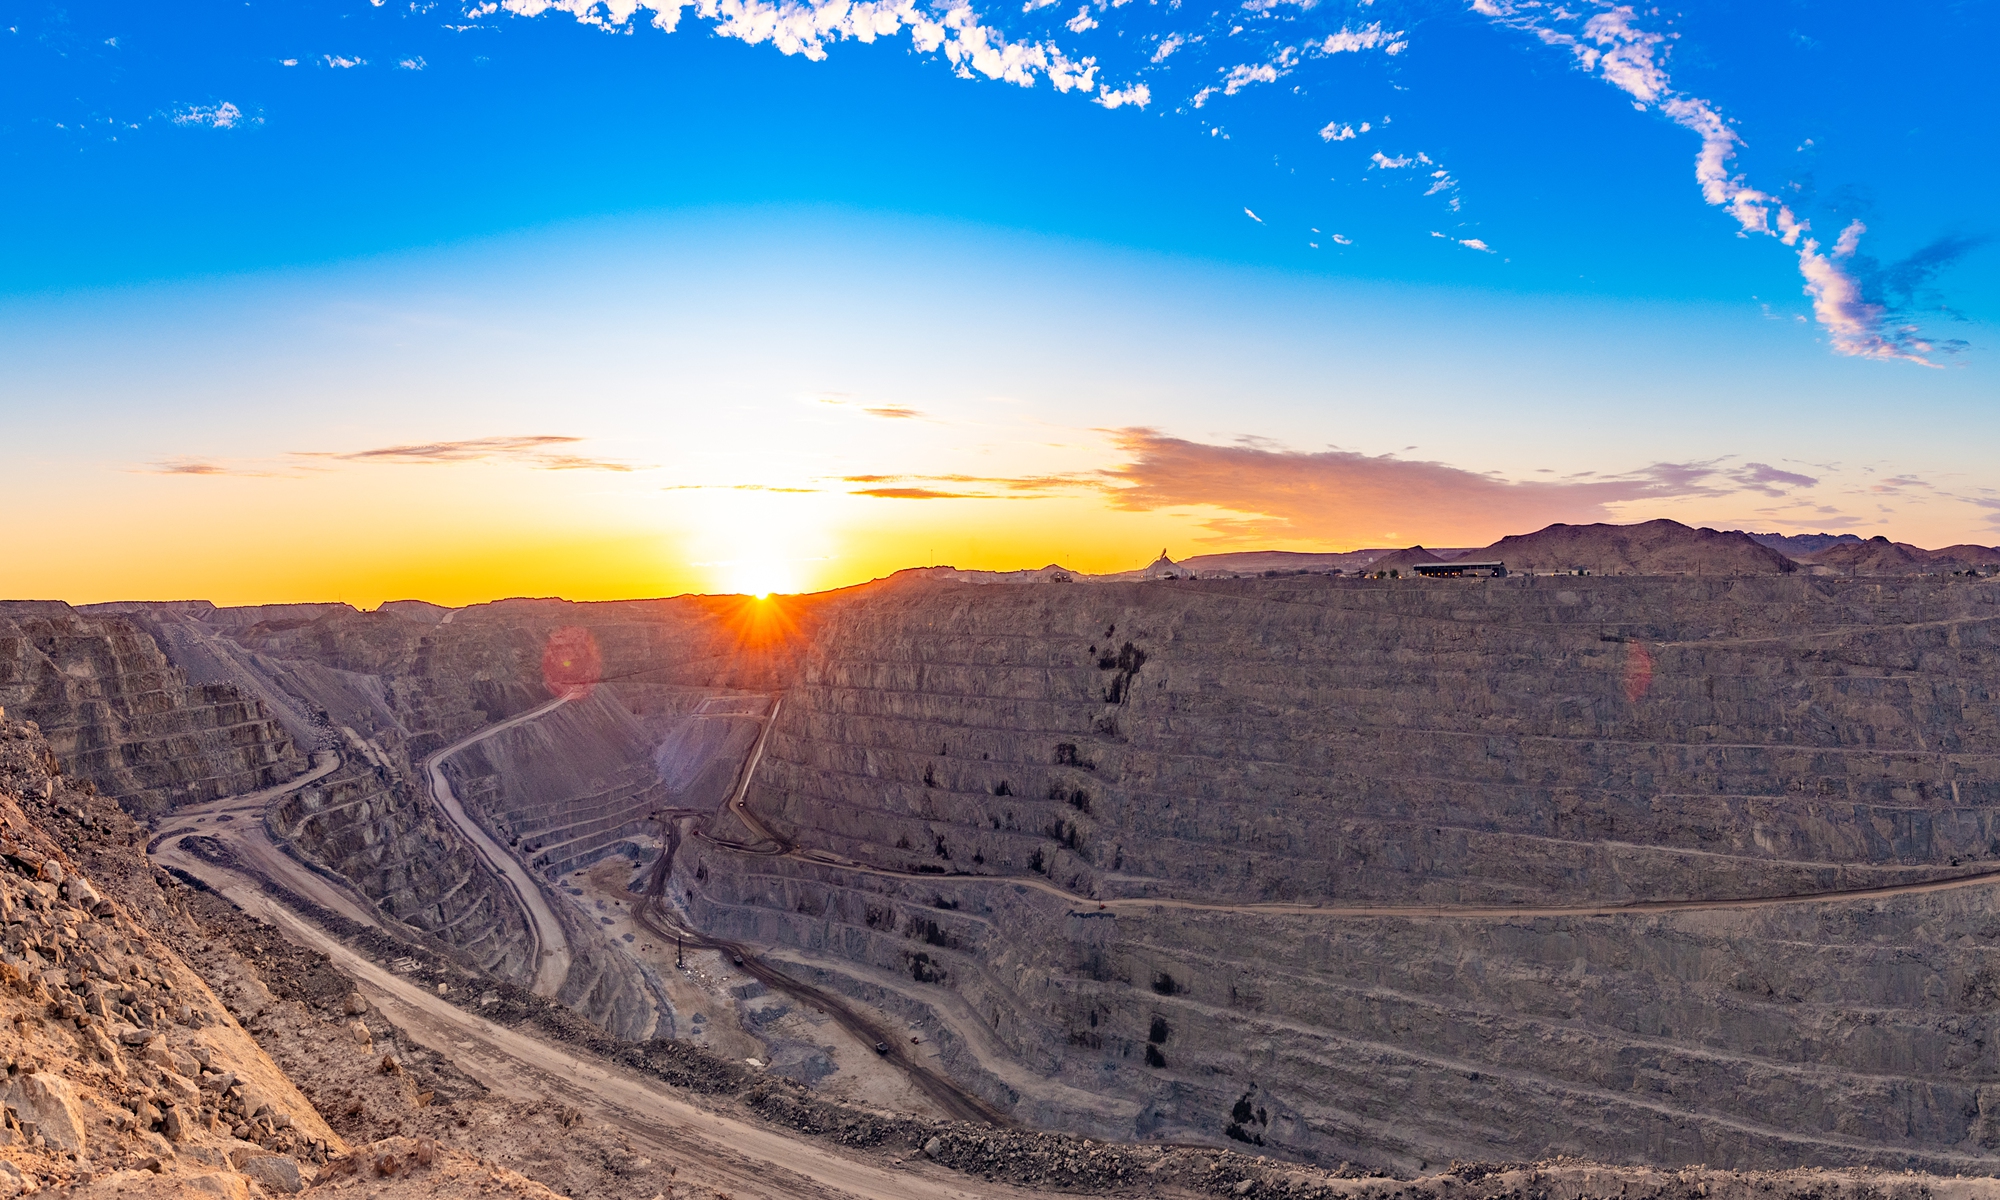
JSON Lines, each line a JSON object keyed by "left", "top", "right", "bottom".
{"left": 422, "top": 693, "right": 578, "bottom": 996}
{"left": 161, "top": 823, "right": 1052, "bottom": 1200}
{"left": 148, "top": 749, "right": 384, "bottom": 928}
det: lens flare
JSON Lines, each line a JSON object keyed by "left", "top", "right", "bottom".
{"left": 542, "top": 625, "right": 603, "bottom": 698}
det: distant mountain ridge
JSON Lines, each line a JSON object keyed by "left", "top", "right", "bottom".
{"left": 1448, "top": 520, "right": 1793, "bottom": 575}
{"left": 1740, "top": 532, "right": 1865, "bottom": 554}
{"left": 877, "top": 521, "right": 2000, "bottom": 590}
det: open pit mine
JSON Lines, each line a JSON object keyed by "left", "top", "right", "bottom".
{"left": 8, "top": 520, "right": 2000, "bottom": 1197}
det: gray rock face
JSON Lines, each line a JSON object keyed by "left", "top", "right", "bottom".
{"left": 675, "top": 574, "right": 2000, "bottom": 1171}
{"left": 0, "top": 604, "right": 304, "bottom": 815}
{"left": 444, "top": 687, "right": 673, "bottom": 881}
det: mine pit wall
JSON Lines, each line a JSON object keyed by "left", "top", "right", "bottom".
{"left": 672, "top": 840, "right": 1152, "bottom": 1132}
{"left": 215, "top": 594, "right": 816, "bottom": 768}
{"left": 611, "top": 682, "right": 769, "bottom": 811}
{"left": 125, "top": 596, "right": 819, "bottom": 1041}
{"left": 679, "top": 842, "right": 2000, "bottom": 1170}
{"left": 434, "top": 685, "right": 681, "bottom": 1039}
{"left": 269, "top": 759, "right": 539, "bottom": 985}
{"left": 680, "top": 574, "right": 2000, "bottom": 1170}
{"left": 441, "top": 686, "right": 672, "bottom": 880}
{"left": 0, "top": 602, "right": 304, "bottom": 816}
{"left": 748, "top": 576, "right": 2000, "bottom": 908}
{"left": 551, "top": 903, "right": 676, "bottom": 1043}
{"left": 221, "top": 607, "right": 548, "bottom": 763}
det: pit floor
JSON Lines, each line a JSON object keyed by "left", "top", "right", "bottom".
{"left": 571, "top": 855, "right": 949, "bottom": 1119}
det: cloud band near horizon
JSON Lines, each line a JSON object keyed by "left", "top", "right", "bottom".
{"left": 1098, "top": 429, "right": 1821, "bottom": 545}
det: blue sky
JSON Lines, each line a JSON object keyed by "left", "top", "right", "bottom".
{"left": 3, "top": 0, "right": 1997, "bottom": 601}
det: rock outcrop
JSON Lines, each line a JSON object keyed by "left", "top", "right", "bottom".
{"left": 269, "top": 760, "right": 540, "bottom": 986}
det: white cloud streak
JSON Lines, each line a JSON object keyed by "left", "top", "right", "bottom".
{"left": 1471, "top": 0, "right": 1935, "bottom": 365}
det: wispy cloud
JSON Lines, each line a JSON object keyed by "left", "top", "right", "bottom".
{"left": 851, "top": 486, "right": 982, "bottom": 499}
{"left": 1220, "top": 58, "right": 1283, "bottom": 95}
{"left": 1310, "top": 22, "right": 1403, "bottom": 55}
{"left": 1098, "top": 428, "right": 1821, "bottom": 544}
{"left": 1794, "top": 221, "right": 1934, "bottom": 367}
{"left": 1733, "top": 462, "right": 1819, "bottom": 495}
{"left": 841, "top": 471, "right": 1096, "bottom": 498}
{"left": 1431, "top": 231, "right": 1490, "bottom": 252}
{"left": 300, "top": 435, "right": 644, "bottom": 471}
{"left": 1471, "top": 0, "right": 1941, "bottom": 365}
{"left": 1096, "top": 81, "right": 1150, "bottom": 108}
{"left": 136, "top": 458, "right": 282, "bottom": 478}
{"left": 809, "top": 394, "right": 931, "bottom": 420}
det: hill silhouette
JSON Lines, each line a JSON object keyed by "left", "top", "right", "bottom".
{"left": 1479, "top": 519, "right": 1797, "bottom": 575}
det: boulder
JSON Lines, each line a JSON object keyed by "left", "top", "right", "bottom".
{"left": 237, "top": 1154, "right": 304, "bottom": 1194}
{"left": 3, "top": 1070, "right": 87, "bottom": 1153}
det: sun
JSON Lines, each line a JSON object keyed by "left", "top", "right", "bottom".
{"left": 723, "top": 558, "right": 798, "bottom": 599}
